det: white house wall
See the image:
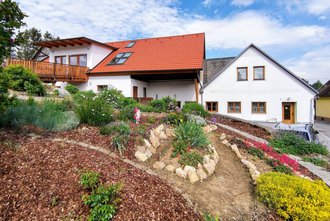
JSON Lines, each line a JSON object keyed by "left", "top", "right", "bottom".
{"left": 147, "top": 80, "right": 196, "bottom": 106}
{"left": 81, "top": 75, "right": 131, "bottom": 96}
{"left": 203, "top": 47, "right": 316, "bottom": 123}
{"left": 131, "top": 79, "right": 148, "bottom": 97}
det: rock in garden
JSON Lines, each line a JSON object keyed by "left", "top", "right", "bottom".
{"left": 220, "top": 133, "right": 226, "bottom": 141}
{"left": 222, "top": 139, "right": 229, "bottom": 145}
{"left": 208, "top": 144, "right": 216, "bottom": 151}
{"left": 203, "top": 162, "right": 215, "bottom": 175}
{"left": 165, "top": 164, "right": 176, "bottom": 172}
{"left": 197, "top": 168, "right": 208, "bottom": 181}
{"left": 231, "top": 144, "right": 242, "bottom": 159}
{"left": 175, "top": 168, "right": 187, "bottom": 179}
{"left": 241, "top": 159, "right": 257, "bottom": 171}
{"left": 145, "top": 149, "right": 152, "bottom": 158}
{"left": 165, "top": 128, "right": 175, "bottom": 137}
{"left": 203, "top": 155, "right": 211, "bottom": 164}
{"left": 150, "top": 131, "right": 160, "bottom": 148}
{"left": 209, "top": 159, "right": 216, "bottom": 168}
{"left": 155, "top": 124, "right": 165, "bottom": 134}
{"left": 135, "top": 151, "right": 148, "bottom": 162}
{"left": 157, "top": 130, "right": 167, "bottom": 140}
{"left": 153, "top": 161, "right": 166, "bottom": 170}
{"left": 136, "top": 145, "right": 146, "bottom": 153}
{"left": 249, "top": 168, "right": 260, "bottom": 181}
{"left": 144, "top": 139, "right": 152, "bottom": 149}
{"left": 188, "top": 171, "right": 199, "bottom": 184}
{"left": 149, "top": 147, "right": 157, "bottom": 154}
{"left": 212, "top": 153, "right": 219, "bottom": 164}
{"left": 184, "top": 165, "right": 196, "bottom": 173}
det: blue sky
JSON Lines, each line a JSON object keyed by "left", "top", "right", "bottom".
{"left": 16, "top": 0, "right": 330, "bottom": 83}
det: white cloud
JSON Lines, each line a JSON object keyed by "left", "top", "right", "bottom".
{"left": 231, "top": 0, "right": 255, "bottom": 7}
{"left": 285, "top": 46, "right": 330, "bottom": 83}
{"left": 282, "top": 0, "right": 330, "bottom": 16}
{"left": 202, "top": 0, "right": 214, "bottom": 7}
{"left": 15, "top": 0, "right": 330, "bottom": 82}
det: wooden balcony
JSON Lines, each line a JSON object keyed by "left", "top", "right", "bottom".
{"left": 6, "top": 58, "right": 89, "bottom": 82}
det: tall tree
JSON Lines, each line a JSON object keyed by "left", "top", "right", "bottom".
{"left": 15, "top": 28, "right": 59, "bottom": 59}
{"left": 311, "top": 80, "right": 323, "bottom": 90}
{"left": 0, "top": 0, "right": 26, "bottom": 63}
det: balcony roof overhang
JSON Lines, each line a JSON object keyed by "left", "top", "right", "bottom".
{"left": 35, "top": 37, "right": 117, "bottom": 50}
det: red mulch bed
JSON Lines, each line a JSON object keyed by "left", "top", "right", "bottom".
{"left": 209, "top": 115, "right": 271, "bottom": 140}
{"left": 52, "top": 116, "right": 164, "bottom": 160}
{"left": 0, "top": 130, "right": 200, "bottom": 221}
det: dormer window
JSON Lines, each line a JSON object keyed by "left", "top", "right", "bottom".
{"left": 126, "top": 41, "right": 135, "bottom": 48}
{"left": 109, "top": 52, "right": 133, "bottom": 65}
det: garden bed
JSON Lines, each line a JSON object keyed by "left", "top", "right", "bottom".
{"left": 0, "top": 130, "right": 200, "bottom": 220}
{"left": 209, "top": 115, "right": 271, "bottom": 140}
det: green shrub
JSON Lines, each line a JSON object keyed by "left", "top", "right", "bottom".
{"left": 204, "top": 212, "right": 219, "bottom": 221}
{"left": 173, "top": 122, "right": 210, "bottom": 156}
{"left": 149, "top": 99, "right": 166, "bottom": 112}
{"left": 97, "top": 88, "right": 125, "bottom": 109}
{"left": 270, "top": 132, "right": 328, "bottom": 156}
{"left": 248, "top": 147, "right": 265, "bottom": 159}
{"left": 302, "top": 157, "right": 329, "bottom": 168}
{"left": 146, "top": 116, "right": 156, "bottom": 124}
{"left": 179, "top": 152, "right": 203, "bottom": 167}
{"left": 137, "top": 104, "right": 156, "bottom": 112}
{"left": 134, "top": 125, "right": 146, "bottom": 136}
{"left": 83, "top": 183, "right": 122, "bottom": 221}
{"left": 73, "top": 91, "right": 114, "bottom": 126}
{"left": 182, "top": 102, "right": 208, "bottom": 117}
{"left": 118, "top": 105, "right": 135, "bottom": 121}
{"left": 4, "top": 65, "right": 46, "bottom": 96}
{"left": 165, "top": 112, "right": 186, "bottom": 125}
{"left": 53, "top": 89, "right": 59, "bottom": 97}
{"left": 256, "top": 172, "right": 330, "bottom": 221}
{"left": 88, "top": 204, "right": 117, "bottom": 221}
{"left": 121, "top": 97, "right": 138, "bottom": 107}
{"left": 80, "top": 170, "right": 100, "bottom": 190}
{"left": 65, "top": 84, "right": 79, "bottom": 94}
{"left": 266, "top": 159, "right": 293, "bottom": 175}
{"left": 100, "top": 122, "right": 130, "bottom": 136}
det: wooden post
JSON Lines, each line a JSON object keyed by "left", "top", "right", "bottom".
{"left": 53, "top": 63, "right": 56, "bottom": 82}
{"left": 194, "top": 78, "right": 199, "bottom": 103}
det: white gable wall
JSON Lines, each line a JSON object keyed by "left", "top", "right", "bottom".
{"left": 48, "top": 44, "right": 113, "bottom": 69}
{"left": 203, "top": 47, "right": 316, "bottom": 123}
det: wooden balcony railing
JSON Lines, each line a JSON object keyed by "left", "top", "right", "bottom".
{"left": 6, "top": 58, "right": 89, "bottom": 82}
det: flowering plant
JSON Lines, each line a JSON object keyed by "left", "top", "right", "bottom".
{"left": 244, "top": 140, "right": 300, "bottom": 172}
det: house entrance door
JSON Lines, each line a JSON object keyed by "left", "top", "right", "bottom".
{"left": 133, "top": 86, "right": 138, "bottom": 98}
{"left": 282, "top": 102, "right": 295, "bottom": 124}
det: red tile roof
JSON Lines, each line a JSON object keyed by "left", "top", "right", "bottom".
{"left": 90, "top": 33, "right": 205, "bottom": 74}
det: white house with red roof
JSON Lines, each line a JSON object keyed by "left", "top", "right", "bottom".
{"left": 31, "top": 33, "right": 204, "bottom": 106}
{"left": 8, "top": 32, "right": 317, "bottom": 124}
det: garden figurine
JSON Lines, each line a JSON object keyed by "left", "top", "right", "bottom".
{"left": 133, "top": 107, "right": 141, "bottom": 124}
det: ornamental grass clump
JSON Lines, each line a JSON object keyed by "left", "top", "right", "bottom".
{"left": 172, "top": 122, "right": 210, "bottom": 156}
{"left": 256, "top": 172, "right": 330, "bottom": 221}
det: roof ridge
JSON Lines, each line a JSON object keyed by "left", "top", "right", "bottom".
{"left": 104, "top": 32, "right": 205, "bottom": 45}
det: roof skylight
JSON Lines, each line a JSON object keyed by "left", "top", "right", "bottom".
{"left": 108, "top": 52, "right": 133, "bottom": 65}
{"left": 126, "top": 41, "right": 136, "bottom": 48}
